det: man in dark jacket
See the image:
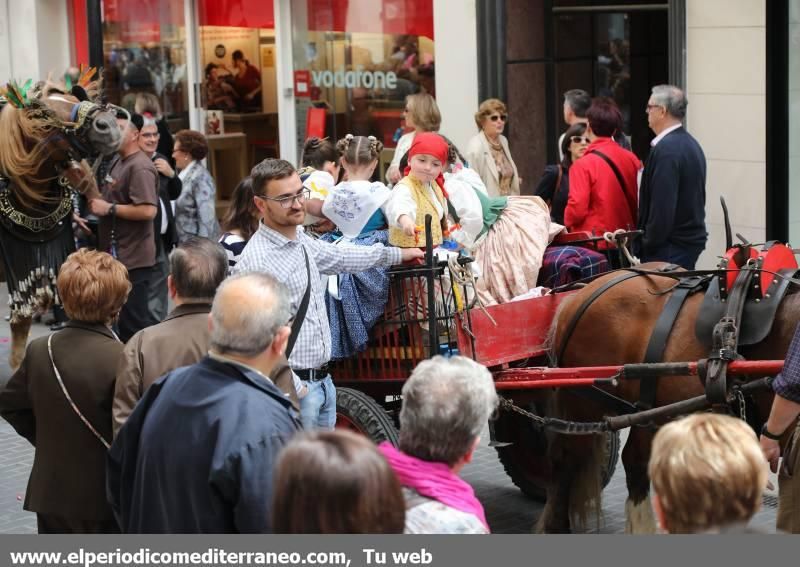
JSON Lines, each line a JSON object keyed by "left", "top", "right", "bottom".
{"left": 107, "top": 272, "right": 301, "bottom": 534}
{"left": 638, "top": 84, "right": 707, "bottom": 269}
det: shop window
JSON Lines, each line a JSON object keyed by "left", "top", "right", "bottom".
{"left": 291, "top": 0, "right": 436, "bottom": 156}
{"left": 101, "top": 0, "right": 188, "bottom": 125}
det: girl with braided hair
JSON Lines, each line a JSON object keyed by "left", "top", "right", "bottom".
{"left": 319, "top": 135, "right": 392, "bottom": 359}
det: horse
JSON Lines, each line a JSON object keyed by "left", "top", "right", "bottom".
{"left": 538, "top": 260, "right": 794, "bottom": 533}
{"left": 0, "top": 72, "right": 123, "bottom": 369}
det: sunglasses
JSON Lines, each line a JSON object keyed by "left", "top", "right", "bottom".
{"left": 570, "top": 136, "right": 590, "bottom": 144}
{"left": 489, "top": 114, "right": 508, "bottom": 122}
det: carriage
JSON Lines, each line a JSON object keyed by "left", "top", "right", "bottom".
{"left": 329, "top": 215, "right": 794, "bottom": 508}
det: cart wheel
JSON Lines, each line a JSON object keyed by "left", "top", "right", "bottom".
{"left": 494, "top": 405, "right": 620, "bottom": 500}
{"left": 336, "top": 387, "right": 400, "bottom": 446}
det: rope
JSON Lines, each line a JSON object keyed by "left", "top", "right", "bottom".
{"left": 447, "top": 256, "right": 497, "bottom": 326}
{"left": 603, "top": 229, "right": 640, "bottom": 266}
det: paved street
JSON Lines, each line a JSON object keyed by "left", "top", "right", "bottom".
{"left": 0, "top": 293, "right": 779, "bottom": 534}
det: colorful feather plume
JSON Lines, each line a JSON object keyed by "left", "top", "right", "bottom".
{"left": 3, "top": 80, "right": 33, "bottom": 109}
{"left": 77, "top": 65, "right": 98, "bottom": 87}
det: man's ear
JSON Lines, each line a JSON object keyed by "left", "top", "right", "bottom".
{"left": 272, "top": 325, "right": 291, "bottom": 357}
{"left": 207, "top": 312, "right": 214, "bottom": 333}
{"left": 652, "top": 492, "right": 668, "bottom": 534}
{"left": 253, "top": 195, "right": 268, "bottom": 217}
{"left": 167, "top": 274, "right": 177, "bottom": 299}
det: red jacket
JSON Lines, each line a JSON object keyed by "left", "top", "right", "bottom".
{"left": 564, "top": 138, "right": 642, "bottom": 238}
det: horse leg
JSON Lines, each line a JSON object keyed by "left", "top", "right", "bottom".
{"left": 9, "top": 317, "right": 32, "bottom": 371}
{"left": 622, "top": 428, "right": 657, "bottom": 534}
{"left": 535, "top": 443, "right": 575, "bottom": 533}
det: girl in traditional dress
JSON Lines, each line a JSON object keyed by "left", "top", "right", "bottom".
{"left": 320, "top": 135, "right": 392, "bottom": 359}
{"left": 385, "top": 132, "right": 450, "bottom": 249}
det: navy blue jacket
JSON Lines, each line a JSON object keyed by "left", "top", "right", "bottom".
{"left": 107, "top": 356, "right": 300, "bottom": 533}
{"left": 638, "top": 127, "right": 708, "bottom": 257}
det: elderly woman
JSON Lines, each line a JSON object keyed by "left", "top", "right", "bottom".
{"left": 385, "top": 93, "right": 441, "bottom": 185}
{"left": 0, "top": 249, "right": 130, "bottom": 533}
{"left": 379, "top": 356, "right": 498, "bottom": 534}
{"left": 172, "top": 129, "right": 221, "bottom": 242}
{"left": 465, "top": 98, "right": 521, "bottom": 197}
{"left": 272, "top": 430, "right": 405, "bottom": 533}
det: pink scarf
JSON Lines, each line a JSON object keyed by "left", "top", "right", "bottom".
{"left": 379, "top": 442, "right": 489, "bottom": 531}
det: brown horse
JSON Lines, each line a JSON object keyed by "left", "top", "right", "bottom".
{"left": 0, "top": 76, "right": 123, "bottom": 369}
{"left": 539, "top": 262, "right": 791, "bottom": 533}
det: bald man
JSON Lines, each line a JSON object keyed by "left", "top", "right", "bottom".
{"left": 107, "top": 273, "right": 301, "bottom": 534}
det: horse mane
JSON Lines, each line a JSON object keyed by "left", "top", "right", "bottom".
{"left": 0, "top": 99, "right": 60, "bottom": 207}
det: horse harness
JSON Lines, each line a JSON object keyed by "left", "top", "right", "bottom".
{"left": 555, "top": 241, "right": 800, "bottom": 417}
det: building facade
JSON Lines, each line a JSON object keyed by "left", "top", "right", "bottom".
{"left": 0, "top": 0, "right": 796, "bottom": 269}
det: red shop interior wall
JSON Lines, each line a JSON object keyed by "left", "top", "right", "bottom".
{"left": 308, "top": 0, "right": 434, "bottom": 38}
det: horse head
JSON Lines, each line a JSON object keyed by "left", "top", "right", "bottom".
{"left": 0, "top": 70, "right": 124, "bottom": 204}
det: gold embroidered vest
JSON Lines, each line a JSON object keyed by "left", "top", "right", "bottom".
{"left": 389, "top": 176, "right": 446, "bottom": 248}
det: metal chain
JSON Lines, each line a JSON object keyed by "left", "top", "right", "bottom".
{"left": 498, "top": 396, "right": 609, "bottom": 435}
{"left": 734, "top": 389, "right": 747, "bottom": 421}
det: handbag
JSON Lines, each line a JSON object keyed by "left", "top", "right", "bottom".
{"left": 47, "top": 334, "right": 111, "bottom": 450}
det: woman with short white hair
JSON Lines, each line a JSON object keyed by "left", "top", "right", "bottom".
{"left": 379, "top": 356, "right": 498, "bottom": 534}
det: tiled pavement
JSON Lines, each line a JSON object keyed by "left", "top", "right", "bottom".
{"left": 0, "top": 294, "right": 779, "bottom": 534}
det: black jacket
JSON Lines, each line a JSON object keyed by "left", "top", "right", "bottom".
{"left": 638, "top": 127, "right": 707, "bottom": 256}
{"left": 534, "top": 164, "right": 570, "bottom": 225}
{"left": 151, "top": 151, "right": 180, "bottom": 253}
{"left": 107, "top": 356, "right": 300, "bottom": 534}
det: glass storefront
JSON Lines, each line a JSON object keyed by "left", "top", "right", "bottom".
{"left": 101, "top": 0, "right": 189, "bottom": 127}
{"left": 789, "top": 0, "right": 800, "bottom": 243}
{"left": 290, "top": 0, "right": 435, "bottom": 161}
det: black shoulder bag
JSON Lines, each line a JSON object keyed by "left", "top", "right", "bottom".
{"left": 285, "top": 247, "right": 311, "bottom": 358}
{"left": 590, "top": 149, "right": 636, "bottom": 222}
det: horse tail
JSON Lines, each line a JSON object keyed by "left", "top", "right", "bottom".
{"left": 568, "top": 433, "right": 606, "bottom": 531}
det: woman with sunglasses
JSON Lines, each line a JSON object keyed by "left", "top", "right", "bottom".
{"left": 465, "top": 99, "right": 521, "bottom": 197}
{"left": 534, "top": 123, "right": 590, "bottom": 225}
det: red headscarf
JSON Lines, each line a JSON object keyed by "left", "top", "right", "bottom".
{"left": 404, "top": 132, "right": 450, "bottom": 198}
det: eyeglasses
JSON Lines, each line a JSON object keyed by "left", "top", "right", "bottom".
{"left": 489, "top": 114, "right": 508, "bottom": 122}
{"left": 141, "top": 133, "right": 160, "bottom": 140}
{"left": 257, "top": 188, "right": 311, "bottom": 209}
{"left": 570, "top": 135, "right": 590, "bottom": 144}
{"left": 646, "top": 104, "right": 664, "bottom": 113}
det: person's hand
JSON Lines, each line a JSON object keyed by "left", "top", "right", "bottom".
{"left": 72, "top": 212, "right": 91, "bottom": 235}
{"left": 400, "top": 247, "right": 425, "bottom": 262}
{"left": 88, "top": 198, "right": 113, "bottom": 217}
{"left": 153, "top": 158, "right": 175, "bottom": 178}
{"left": 760, "top": 435, "right": 781, "bottom": 474}
{"left": 398, "top": 215, "right": 417, "bottom": 237}
{"left": 388, "top": 166, "right": 402, "bottom": 184}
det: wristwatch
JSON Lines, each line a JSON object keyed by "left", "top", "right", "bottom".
{"left": 761, "top": 423, "right": 783, "bottom": 441}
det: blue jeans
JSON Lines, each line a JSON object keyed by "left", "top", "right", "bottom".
{"left": 299, "top": 375, "right": 336, "bottom": 430}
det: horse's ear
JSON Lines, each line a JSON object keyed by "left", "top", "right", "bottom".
{"left": 70, "top": 85, "right": 89, "bottom": 102}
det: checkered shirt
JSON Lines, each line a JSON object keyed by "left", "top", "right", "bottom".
{"left": 772, "top": 323, "right": 800, "bottom": 404}
{"left": 234, "top": 223, "right": 402, "bottom": 370}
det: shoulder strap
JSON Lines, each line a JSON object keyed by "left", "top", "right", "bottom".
{"left": 47, "top": 334, "right": 111, "bottom": 450}
{"left": 590, "top": 150, "right": 636, "bottom": 221}
{"left": 550, "top": 165, "right": 564, "bottom": 209}
{"left": 285, "top": 247, "right": 311, "bottom": 358}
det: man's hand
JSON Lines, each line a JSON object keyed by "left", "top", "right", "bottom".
{"left": 400, "top": 247, "right": 425, "bottom": 262}
{"left": 72, "top": 212, "right": 91, "bottom": 235}
{"left": 153, "top": 158, "right": 175, "bottom": 178}
{"left": 760, "top": 435, "right": 781, "bottom": 473}
{"left": 89, "top": 198, "right": 113, "bottom": 217}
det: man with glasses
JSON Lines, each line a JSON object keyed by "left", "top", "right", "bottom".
{"left": 136, "top": 115, "right": 181, "bottom": 322}
{"left": 638, "top": 84, "right": 707, "bottom": 269}
{"left": 234, "top": 159, "right": 423, "bottom": 430}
